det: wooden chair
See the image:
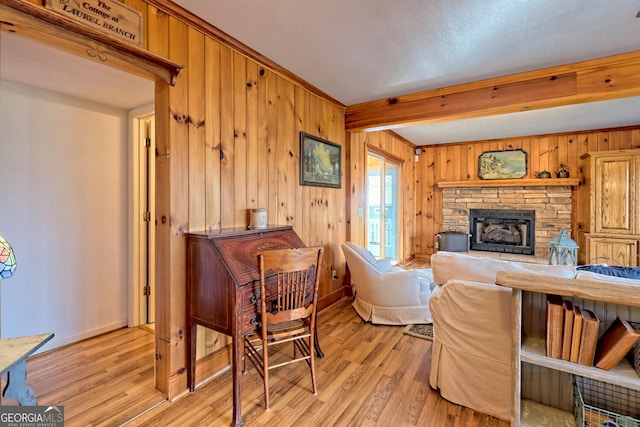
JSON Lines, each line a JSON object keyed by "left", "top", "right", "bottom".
{"left": 244, "top": 246, "right": 324, "bottom": 411}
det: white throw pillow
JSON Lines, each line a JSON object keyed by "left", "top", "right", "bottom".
{"left": 347, "top": 242, "right": 382, "bottom": 272}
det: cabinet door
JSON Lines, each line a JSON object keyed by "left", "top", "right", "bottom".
{"left": 587, "top": 236, "right": 639, "bottom": 266}
{"left": 594, "top": 155, "right": 635, "bottom": 234}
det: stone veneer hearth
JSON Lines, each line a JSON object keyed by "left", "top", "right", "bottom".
{"left": 441, "top": 186, "right": 572, "bottom": 258}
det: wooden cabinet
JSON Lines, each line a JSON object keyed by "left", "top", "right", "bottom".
{"left": 497, "top": 272, "right": 640, "bottom": 426}
{"left": 578, "top": 149, "right": 640, "bottom": 265}
{"left": 586, "top": 235, "right": 639, "bottom": 267}
{"left": 592, "top": 154, "right": 637, "bottom": 234}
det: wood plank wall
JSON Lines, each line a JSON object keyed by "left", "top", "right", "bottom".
{"left": 144, "top": 2, "right": 348, "bottom": 396}
{"left": 415, "top": 126, "right": 640, "bottom": 257}
{"left": 346, "top": 130, "right": 417, "bottom": 264}
{"left": 13, "top": 0, "right": 347, "bottom": 397}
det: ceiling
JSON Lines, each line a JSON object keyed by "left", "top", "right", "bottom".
{"left": 173, "top": 0, "right": 640, "bottom": 146}
{"left": 2, "top": 2, "right": 640, "bottom": 145}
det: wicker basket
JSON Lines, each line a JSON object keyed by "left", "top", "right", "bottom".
{"left": 574, "top": 376, "right": 640, "bottom": 427}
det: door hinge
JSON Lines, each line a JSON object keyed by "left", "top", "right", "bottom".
{"left": 143, "top": 137, "right": 151, "bottom": 147}
{"left": 144, "top": 286, "right": 151, "bottom": 296}
{"left": 143, "top": 211, "right": 151, "bottom": 222}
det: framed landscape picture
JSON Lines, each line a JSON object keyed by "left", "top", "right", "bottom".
{"left": 478, "top": 149, "right": 527, "bottom": 180}
{"left": 300, "top": 132, "right": 341, "bottom": 188}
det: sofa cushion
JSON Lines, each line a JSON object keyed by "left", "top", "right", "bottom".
{"left": 376, "top": 258, "right": 393, "bottom": 273}
{"left": 431, "top": 251, "right": 576, "bottom": 285}
{"left": 576, "top": 265, "right": 640, "bottom": 280}
{"left": 417, "top": 269, "right": 434, "bottom": 292}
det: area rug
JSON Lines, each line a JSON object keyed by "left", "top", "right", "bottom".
{"left": 403, "top": 323, "right": 433, "bottom": 341}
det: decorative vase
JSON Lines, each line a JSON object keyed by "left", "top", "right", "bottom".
{"left": 249, "top": 208, "right": 268, "bottom": 229}
{"left": 556, "top": 171, "right": 570, "bottom": 178}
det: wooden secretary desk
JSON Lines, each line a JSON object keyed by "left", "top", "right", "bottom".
{"left": 186, "top": 225, "right": 323, "bottom": 427}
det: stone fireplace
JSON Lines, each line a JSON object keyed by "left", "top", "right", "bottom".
{"left": 441, "top": 186, "right": 572, "bottom": 258}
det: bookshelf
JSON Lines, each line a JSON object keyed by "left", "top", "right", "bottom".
{"left": 496, "top": 272, "right": 640, "bottom": 427}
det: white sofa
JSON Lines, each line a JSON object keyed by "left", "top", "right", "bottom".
{"left": 428, "top": 251, "right": 577, "bottom": 421}
{"left": 341, "top": 242, "right": 433, "bottom": 325}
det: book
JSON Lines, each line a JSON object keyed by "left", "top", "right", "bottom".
{"left": 546, "top": 295, "right": 564, "bottom": 359}
{"left": 577, "top": 309, "right": 600, "bottom": 366}
{"left": 594, "top": 317, "right": 640, "bottom": 370}
{"left": 561, "top": 300, "right": 574, "bottom": 361}
{"left": 570, "top": 306, "right": 583, "bottom": 363}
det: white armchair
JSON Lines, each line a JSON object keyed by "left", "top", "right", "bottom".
{"left": 341, "top": 242, "right": 433, "bottom": 325}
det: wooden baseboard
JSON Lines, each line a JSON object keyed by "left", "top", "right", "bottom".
{"left": 168, "top": 345, "right": 232, "bottom": 398}
{"left": 319, "top": 287, "right": 347, "bottom": 311}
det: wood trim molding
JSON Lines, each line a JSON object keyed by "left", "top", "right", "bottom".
{"left": 436, "top": 178, "right": 581, "bottom": 188}
{"left": 0, "top": 0, "right": 183, "bottom": 85}
{"left": 346, "top": 50, "right": 640, "bottom": 131}
{"left": 366, "top": 143, "right": 405, "bottom": 164}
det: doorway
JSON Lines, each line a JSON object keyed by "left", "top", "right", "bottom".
{"left": 131, "top": 108, "right": 156, "bottom": 328}
{"left": 1, "top": 31, "right": 156, "bottom": 343}
{"left": 366, "top": 151, "right": 401, "bottom": 264}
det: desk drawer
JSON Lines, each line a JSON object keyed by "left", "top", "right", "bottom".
{"left": 242, "top": 308, "right": 259, "bottom": 335}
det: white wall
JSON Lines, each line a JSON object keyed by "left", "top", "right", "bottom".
{"left": 0, "top": 80, "right": 129, "bottom": 351}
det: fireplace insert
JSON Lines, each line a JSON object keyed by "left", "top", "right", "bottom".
{"left": 469, "top": 209, "right": 535, "bottom": 255}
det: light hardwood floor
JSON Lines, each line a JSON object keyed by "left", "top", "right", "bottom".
{"left": 9, "top": 297, "right": 508, "bottom": 427}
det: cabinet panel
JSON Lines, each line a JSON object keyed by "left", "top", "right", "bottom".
{"left": 594, "top": 156, "right": 635, "bottom": 234}
{"left": 586, "top": 235, "right": 639, "bottom": 266}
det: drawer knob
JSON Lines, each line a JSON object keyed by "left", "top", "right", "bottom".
{"left": 249, "top": 290, "right": 261, "bottom": 304}
{"left": 249, "top": 314, "right": 260, "bottom": 327}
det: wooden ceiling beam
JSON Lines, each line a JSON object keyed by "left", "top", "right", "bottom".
{"left": 345, "top": 50, "right": 640, "bottom": 132}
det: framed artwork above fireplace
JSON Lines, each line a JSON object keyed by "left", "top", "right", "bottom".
{"left": 478, "top": 149, "right": 527, "bottom": 180}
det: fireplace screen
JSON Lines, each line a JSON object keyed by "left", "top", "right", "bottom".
{"left": 469, "top": 209, "right": 535, "bottom": 255}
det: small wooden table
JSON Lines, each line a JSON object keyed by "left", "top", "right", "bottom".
{"left": 1, "top": 333, "right": 54, "bottom": 405}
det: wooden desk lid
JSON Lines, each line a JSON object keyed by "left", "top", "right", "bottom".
{"left": 213, "top": 228, "right": 305, "bottom": 285}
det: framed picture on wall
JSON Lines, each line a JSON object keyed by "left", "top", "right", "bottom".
{"left": 478, "top": 149, "right": 528, "bottom": 180}
{"left": 299, "top": 132, "right": 341, "bottom": 188}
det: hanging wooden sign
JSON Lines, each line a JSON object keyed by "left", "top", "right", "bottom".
{"left": 44, "top": 0, "right": 142, "bottom": 46}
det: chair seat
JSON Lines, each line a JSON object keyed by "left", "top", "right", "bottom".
{"left": 266, "top": 319, "right": 305, "bottom": 332}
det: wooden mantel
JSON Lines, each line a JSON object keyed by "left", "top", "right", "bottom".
{"left": 436, "top": 178, "right": 581, "bottom": 188}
